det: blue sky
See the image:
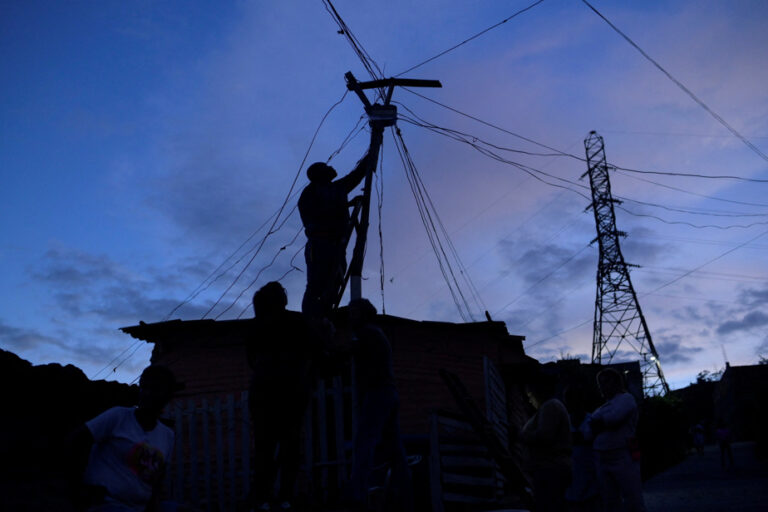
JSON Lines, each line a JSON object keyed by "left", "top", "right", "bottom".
{"left": 1, "top": 0, "right": 767, "bottom": 389}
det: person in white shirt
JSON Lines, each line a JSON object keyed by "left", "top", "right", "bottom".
{"left": 589, "top": 368, "right": 646, "bottom": 512}
{"left": 70, "top": 365, "right": 178, "bottom": 512}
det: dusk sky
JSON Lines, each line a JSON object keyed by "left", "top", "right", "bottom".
{"left": 2, "top": 0, "right": 767, "bottom": 389}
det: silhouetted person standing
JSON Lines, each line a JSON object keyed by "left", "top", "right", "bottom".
{"left": 69, "top": 365, "right": 178, "bottom": 512}
{"left": 589, "top": 368, "right": 646, "bottom": 512}
{"left": 520, "top": 370, "right": 572, "bottom": 512}
{"left": 564, "top": 384, "right": 601, "bottom": 512}
{"left": 716, "top": 421, "right": 734, "bottom": 470}
{"left": 298, "top": 126, "right": 384, "bottom": 320}
{"left": 247, "top": 281, "right": 314, "bottom": 512}
{"left": 346, "top": 298, "right": 412, "bottom": 512}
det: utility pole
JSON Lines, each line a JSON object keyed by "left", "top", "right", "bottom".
{"left": 338, "top": 72, "right": 441, "bottom": 304}
{"left": 583, "top": 131, "right": 670, "bottom": 396}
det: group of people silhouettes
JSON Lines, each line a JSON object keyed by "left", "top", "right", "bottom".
{"left": 245, "top": 282, "right": 412, "bottom": 512}
{"left": 520, "top": 367, "right": 647, "bottom": 512}
{"left": 68, "top": 120, "right": 408, "bottom": 512}
{"left": 68, "top": 118, "right": 646, "bottom": 512}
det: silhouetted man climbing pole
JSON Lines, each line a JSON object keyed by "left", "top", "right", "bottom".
{"left": 298, "top": 72, "right": 442, "bottom": 324}
{"left": 298, "top": 123, "right": 384, "bottom": 321}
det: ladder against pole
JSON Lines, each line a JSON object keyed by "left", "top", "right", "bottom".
{"left": 338, "top": 72, "right": 441, "bottom": 304}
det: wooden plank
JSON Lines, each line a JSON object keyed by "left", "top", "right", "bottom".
{"left": 332, "top": 375, "right": 346, "bottom": 489}
{"left": 489, "top": 388, "right": 506, "bottom": 410}
{"left": 436, "top": 415, "right": 474, "bottom": 432}
{"left": 490, "top": 384, "right": 506, "bottom": 406}
{"left": 316, "top": 379, "right": 328, "bottom": 501}
{"left": 437, "top": 432, "right": 485, "bottom": 446}
{"left": 439, "top": 444, "right": 490, "bottom": 456}
{"left": 440, "top": 455, "right": 496, "bottom": 469}
{"left": 201, "top": 398, "right": 211, "bottom": 512}
{"left": 429, "top": 414, "right": 444, "bottom": 512}
{"left": 441, "top": 473, "right": 497, "bottom": 487}
{"left": 350, "top": 361, "right": 358, "bottom": 436}
{"left": 442, "top": 492, "right": 496, "bottom": 504}
{"left": 214, "top": 397, "right": 225, "bottom": 512}
{"left": 188, "top": 399, "right": 198, "bottom": 506}
{"left": 303, "top": 399, "right": 314, "bottom": 500}
{"left": 484, "top": 356, "right": 492, "bottom": 421}
{"left": 241, "top": 390, "right": 250, "bottom": 499}
{"left": 227, "top": 394, "right": 236, "bottom": 508}
{"left": 174, "top": 404, "right": 184, "bottom": 502}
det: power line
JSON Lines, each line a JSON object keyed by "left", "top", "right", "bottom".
{"left": 404, "top": 87, "right": 768, "bottom": 184}
{"left": 631, "top": 232, "right": 768, "bottom": 251}
{"left": 91, "top": 339, "right": 144, "bottom": 380}
{"left": 493, "top": 244, "right": 591, "bottom": 317}
{"left": 392, "top": 127, "right": 478, "bottom": 321}
{"left": 403, "top": 87, "right": 576, "bottom": 157}
{"left": 397, "top": 116, "right": 591, "bottom": 199}
{"left": 526, "top": 228, "right": 768, "bottom": 349}
{"left": 599, "top": 129, "right": 768, "bottom": 140}
{"left": 202, "top": 91, "right": 348, "bottom": 319}
{"left": 163, "top": 201, "right": 297, "bottom": 321}
{"left": 215, "top": 225, "right": 304, "bottom": 320}
{"left": 375, "top": 145, "right": 387, "bottom": 314}
{"left": 610, "top": 164, "right": 768, "bottom": 185}
{"left": 395, "top": 119, "right": 487, "bottom": 313}
{"left": 618, "top": 196, "right": 768, "bottom": 218}
{"left": 398, "top": 103, "right": 768, "bottom": 206}
{"left": 637, "top": 267, "right": 768, "bottom": 285}
{"left": 394, "top": 128, "right": 471, "bottom": 321}
{"left": 236, "top": 241, "right": 307, "bottom": 320}
{"left": 617, "top": 205, "right": 768, "bottom": 230}
{"left": 396, "top": 0, "right": 546, "bottom": 77}
{"left": 167, "top": 97, "right": 362, "bottom": 322}
{"left": 322, "top": 0, "right": 384, "bottom": 84}
{"left": 614, "top": 170, "right": 768, "bottom": 208}
{"left": 108, "top": 340, "right": 147, "bottom": 378}
{"left": 641, "top": 229, "right": 768, "bottom": 296}
{"left": 398, "top": 108, "right": 768, "bottom": 229}
{"left": 527, "top": 318, "right": 592, "bottom": 350}
{"left": 582, "top": 0, "right": 768, "bottom": 165}
{"left": 327, "top": 115, "right": 367, "bottom": 163}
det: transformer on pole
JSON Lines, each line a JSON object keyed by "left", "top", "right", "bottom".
{"left": 583, "top": 131, "right": 670, "bottom": 396}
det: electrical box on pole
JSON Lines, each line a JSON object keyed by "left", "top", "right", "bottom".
{"left": 337, "top": 72, "right": 441, "bottom": 305}
{"left": 583, "top": 131, "right": 670, "bottom": 396}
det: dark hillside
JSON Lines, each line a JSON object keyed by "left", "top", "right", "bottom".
{"left": 0, "top": 349, "right": 137, "bottom": 511}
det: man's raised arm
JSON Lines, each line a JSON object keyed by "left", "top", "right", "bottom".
{"left": 336, "top": 125, "right": 385, "bottom": 194}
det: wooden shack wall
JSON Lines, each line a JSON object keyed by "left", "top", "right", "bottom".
{"left": 148, "top": 316, "right": 527, "bottom": 436}
{"left": 379, "top": 318, "right": 524, "bottom": 434}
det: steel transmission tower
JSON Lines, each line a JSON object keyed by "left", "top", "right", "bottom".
{"left": 583, "top": 131, "right": 670, "bottom": 396}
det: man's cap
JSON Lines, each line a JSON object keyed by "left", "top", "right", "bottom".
{"left": 307, "top": 162, "right": 337, "bottom": 182}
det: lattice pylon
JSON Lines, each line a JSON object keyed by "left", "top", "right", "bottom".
{"left": 583, "top": 131, "right": 669, "bottom": 396}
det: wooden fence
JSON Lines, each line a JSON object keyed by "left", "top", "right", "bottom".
{"left": 164, "top": 366, "right": 356, "bottom": 511}
{"left": 164, "top": 359, "right": 508, "bottom": 511}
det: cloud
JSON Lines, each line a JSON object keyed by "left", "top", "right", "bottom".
{"left": 620, "top": 227, "right": 668, "bottom": 265}
{"left": 498, "top": 238, "right": 594, "bottom": 291}
{"left": 716, "top": 310, "right": 768, "bottom": 335}
{"left": 738, "top": 287, "right": 768, "bottom": 307}
{"left": 28, "top": 247, "right": 218, "bottom": 325}
{"left": 0, "top": 321, "right": 68, "bottom": 352}
{"left": 757, "top": 338, "right": 768, "bottom": 357}
{"left": 30, "top": 249, "right": 130, "bottom": 286}
{"left": 654, "top": 338, "right": 704, "bottom": 365}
